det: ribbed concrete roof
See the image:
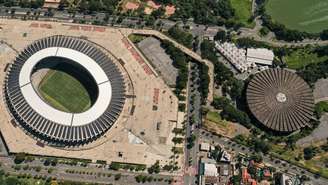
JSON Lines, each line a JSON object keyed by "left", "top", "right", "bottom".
{"left": 246, "top": 68, "right": 314, "bottom": 132}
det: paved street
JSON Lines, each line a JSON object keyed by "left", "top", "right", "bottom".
{"left": 183, "top": 62, "right": 203, "bottom": 185}
{"left": 0, "top": 156, "right": 175, "bottom": 185}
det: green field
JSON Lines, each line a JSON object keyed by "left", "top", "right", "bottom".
{"left": 39, "top": 70, "right": 92, "bottom": 113}
{"left": 284, "top": 49, "right": 328, "bottom": 69}
{"left": 206, "top": 111, "right": 228, "bottom": 127}
{"left": 230, "top": 0, "right": 253, "bottom": 27}
{"left": 266, "top": 0, "right": 328, "bottom": 33}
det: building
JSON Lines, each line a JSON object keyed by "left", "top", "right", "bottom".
{"left": 220, "top": 150, "right": 231, "bottom": 163}
{"left": 218, "top": 164, "right": 230, "bottom": 176}
{"left": 280, "top": 174, "right": 293, "bottom": 185}
{"left": 215, "top": 42, "right": 255, "bottom": 73}
{"left": 247, "top": 68, "right": 314, "bottom": 132}
{"left": 203, "top": 163, "right": 219, "bottom": 176}
{"left": 242, "top": 167, "right": 257, "bottom": 185}
{"left": 199, "top": 158, "right": 220, "bottom": 185}
{"left": 246, "top": 48, "right": 274, "bottom": 66}
{"left": 43, "top": 0, "right": 61, "bottom": 9}
{"left": 200, "top": 142, "right": 211, "bottom": 152}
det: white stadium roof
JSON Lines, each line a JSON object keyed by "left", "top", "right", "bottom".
{"left": 19, "top": 47, "right": 112, "bottom": 126}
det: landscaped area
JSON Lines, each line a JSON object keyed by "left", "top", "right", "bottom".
{"left": 230, "top": 0, "right": 253, "bottom": 27}
{"left": 38, "top": 70, "right": 92, "bottom": 113}
{"left": 271, "top": 144, "right": 328, "bottom": 178}
{"left": 266, "top": 0, "right": 328, "bottom": 33}
{"left": 206, "top": 111, "right": 228, "bottom": 127}
{"left": 285, "top": 49, "right": 328, "bottom": 70}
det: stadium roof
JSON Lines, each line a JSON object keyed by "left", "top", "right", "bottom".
{"left": 19, "top": 47, "right": 112, "bottom": 126}
{"left": 246, "top": 68, "right": 314, "bottom": 132}
{"left": 5, "top": 35, "right": 126, "bottom": 145}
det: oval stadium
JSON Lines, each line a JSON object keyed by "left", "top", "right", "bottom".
{"left": 4, "top": 35, "right": 126, "bottom": 146}
{"left": 246, "top": 68, "right": 314, "bottom": 132}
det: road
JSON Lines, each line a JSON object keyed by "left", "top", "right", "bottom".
{"left": 184, "top": 62, "right": 203, "bottom": 185}
{"left": 199, "top": 129, "right": 328, "bottom": 185}
{"left": 0, "top": 156, "right": 175, "bottom": 185}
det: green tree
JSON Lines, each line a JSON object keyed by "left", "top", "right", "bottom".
{"left": 147, "top": 161, "right": 160, "bottom": 174}
{"left": 303, "top": 146, "right": 317, "bottom": 160}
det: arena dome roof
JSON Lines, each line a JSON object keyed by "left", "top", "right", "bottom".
{"left": 246, "top": 68, "right": 314, "bottom": 132}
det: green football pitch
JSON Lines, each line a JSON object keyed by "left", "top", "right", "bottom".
{"left": 38, "top": 70, "right": 92, "bottom": 113}
{"left": 266, "top": 0, "right": 328, "bottom": 33}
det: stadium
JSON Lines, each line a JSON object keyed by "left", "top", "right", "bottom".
{"left": 0, "top": 20, "right": 181, "bottom": 166}
{"left": 4, "top": 35, "right": 126, "bottom": 146}
{"left": 246, "top": 68, "right": 314, "bottom": 132}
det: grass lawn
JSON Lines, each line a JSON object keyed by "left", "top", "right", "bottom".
{"left": 128, "top": 34, "right": 146, "bottom": 43}
{"left": 39, "top": 70, "right": 91, "bottom": 113}
{"left": 206, "top": 111, "right": 228, "bottom": 128}
{"left": 230, "top": 0, "right": 253, "bottom": 27}
{"left": 285, "top": 49, "right": 328, "bottom": 70}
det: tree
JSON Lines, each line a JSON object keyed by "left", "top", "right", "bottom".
{"left": 109, "top": 162, "right": 121, "bottom": 170}
{"left": 172, "top": 137, "right": 184, "bottom": 144}
{"left": 250, "top": 154, "right": 263, "bottom": 163}
{"left": 168, "top": 26, "right": 193, "bottom": 48}
{"left": 212, "top": 96, "right": 231, "bottom": 109}
{"left": 147, "top": 161, "right": 160, "bottom": 174}
{"left": 5, "top": 177, "right": 20, "bottom": 185}
{"left": 200, "top": 40, "right": 217, "bottom": 62}
{"left": 215, "top": 30, "right": 227, "bottom": 42}
{"left": 220, "top": 104, "right": 251, "bottom": 128}
{"left": 161, "top": 40, "right": 188, "bottom": 97}
{"left": 303, "top": 146, "right": 317, "bottom": 160}
{"left": 135, "top": 175, "right": 147, "bottom": 183}
{"left": 230, "top": 175, "right": 241, "bottom": 185}
{"left": 114, "top": 173, "right": 122, "bottom": 180}
{"left": 199, "top": 64, "right": 210, "bottom": 103}
{"left": 259, "top": 27, "right": 269, "bottom": 36}
{"left": 252, "top": 138, "right": 271, "bottom": 154}
{"left": 320, "top": 29, "right": 328, "bottom": 40}
{"left": 226, "top": 79, "right": 244, "bottom": 100}
{"left": 14, "top": 153, "right": 26, "bottom": 164}
{"left": 151, "top": 7, "right": 165, "bottom": 18}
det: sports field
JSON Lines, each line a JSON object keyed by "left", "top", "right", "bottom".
{"left": 266, "top": 0, "right": 328, "bottom": 33}
{"left": 38, "top": 70, "right": 92, "bottom": 113}
{"left": 230, "top": 0, "right": 253, "bottom": 27}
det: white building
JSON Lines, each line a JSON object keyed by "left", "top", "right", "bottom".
{"left": 220, "top": 150, "right": 231, "bottom": 162}
{"left": 215, "top": 42, "right": 255, "bottom": 73}
{"left": 280, "top": 174, "right": 293, "bottom": 185}
{"left": 43, "top": 0, "right": 61, "bottom": 9}
{"left": 215, "top": 42, "right": 275, "bottom": 73}
{"left": 203, "top": 163, "right": 219, "bottom": 176}
{"left": 246, "top": 48, "right": 274, "bottom": 66}
{"left": 200, "top": 142, "right": 210, "bottom": 152}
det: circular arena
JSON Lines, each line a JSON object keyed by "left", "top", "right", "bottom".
{"left": 4, "top": 35, "right": 126, "bottom": 146}
{"left": 246, "top": 68, "right": 314, "bottom": 132}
